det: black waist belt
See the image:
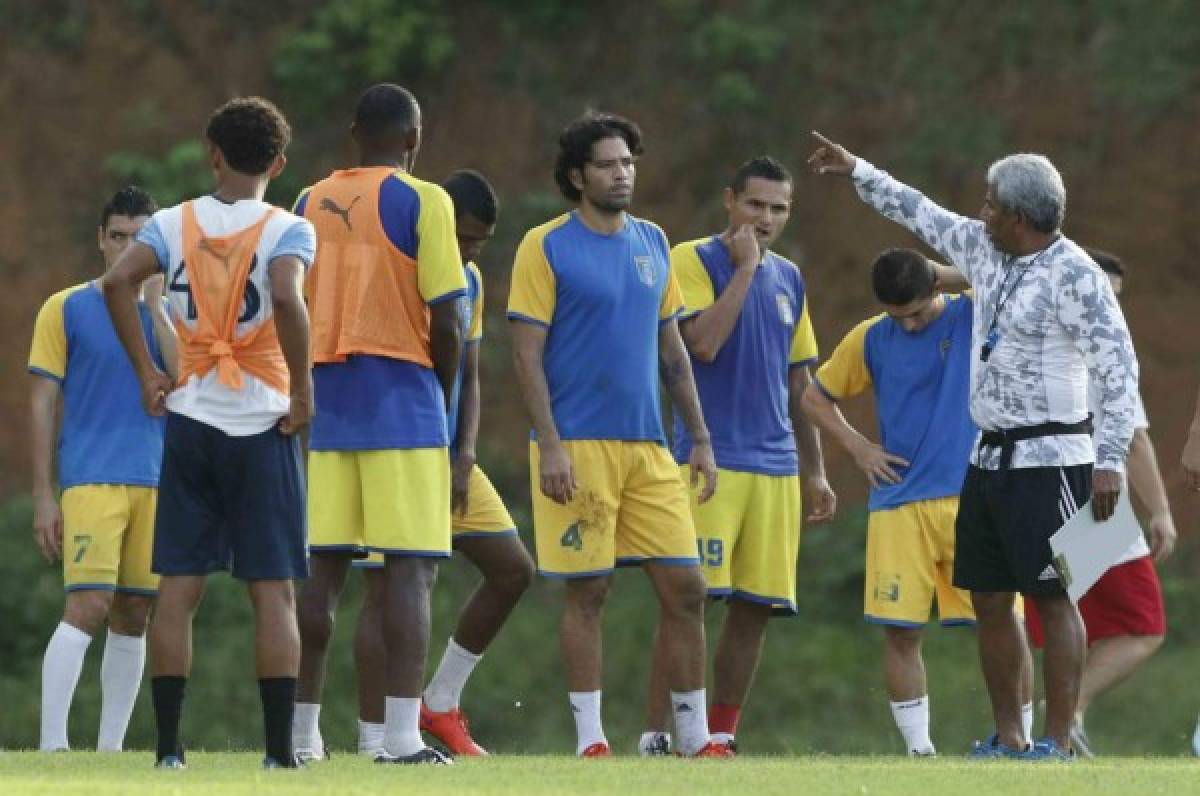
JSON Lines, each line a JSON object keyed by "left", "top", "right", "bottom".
{"left": 978, "top": 416, "right": 1094, "bottom": 471}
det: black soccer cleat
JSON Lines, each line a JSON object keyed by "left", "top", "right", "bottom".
{"left": 374, "top": 746, "right": 454, "bottom": 765}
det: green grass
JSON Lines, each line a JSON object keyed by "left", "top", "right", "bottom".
{"left": 0, "top": 752, "right": 1195, "bottom": 795}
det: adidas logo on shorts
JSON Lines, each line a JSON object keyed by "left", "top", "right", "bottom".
{"left": 1037, "top": 565, "right": 1059, "bottom": 581}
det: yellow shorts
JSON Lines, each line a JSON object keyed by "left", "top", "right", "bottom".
{"left": 62, "top": 485, "right": 159, "bottom": 595}
{"left": 865, "top": 497, "right": 975, "bottom": 627}
{"left": 532, "top": 440, "right": 699, "bottom": 578}
{"left": 308, "top": 448, "right": 451, "bottom": 558}
{"left": 355, "top": 464, "right": 518, "bottom": 568}
{"left": 684, "top": 467, "right": 801, "bottom": 614}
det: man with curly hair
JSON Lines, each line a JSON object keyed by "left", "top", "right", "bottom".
{"left": 103, "top": 96, "right": 315, "bottom": 769}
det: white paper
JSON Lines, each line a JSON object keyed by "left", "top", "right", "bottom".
{"left": 1048, "top": 490, "right": 1142, "bottom": 603}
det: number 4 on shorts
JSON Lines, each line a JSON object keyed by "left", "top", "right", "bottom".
{"left": 560, "top": 522, "right": 583, "bottom": 551}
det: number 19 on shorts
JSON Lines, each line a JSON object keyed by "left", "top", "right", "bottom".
{"left": 696, "top": 538, "right": 723, "bottom": 567}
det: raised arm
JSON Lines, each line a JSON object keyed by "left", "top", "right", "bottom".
{"left": 269, "top": 255, "right": 313, "bottom": 435}
{"left": 511, "top": 321, "right": 575, "bottom": 504}
{"left": 660, "top": 318, "right": 716, "bottom": 503}
{"left": 808, "top": 132, "right": 988, "bottom": 281}
{"left": 101, "top": 241, "right": 172, "bottom": 415}
{"left": 679, "top": 226, "right": 759, "bottom": 363}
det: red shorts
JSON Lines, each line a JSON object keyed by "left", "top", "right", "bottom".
{"left": 1025, "top": 555, "right": 1166, "bottom": 648}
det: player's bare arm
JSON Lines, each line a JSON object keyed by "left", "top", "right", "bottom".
{"left": 143, "top": 272, "right": 180, "bottom": 381}
{"left": 511, "top": 320, "right": 576, "bottom": 504}
{"left": 1126, "top": 428, "right": 1176, "bottom": 561}
{"left": 452, "top": 342, "right": 482, "bottom": 515}
{"left": 1183, "top": 384, "right": 1200, "bottom": 491}
{"left": 101, "top": 241, "right": 173, "bottom": 415}
{"left": 29, "top": 374, "right": 63, "bottom": 563}
{"left": 430, "top": 299, "right": 464, "bottom": 413}
{"left": 679, "top": 225, "right": 760, "bottom": 362}
{"left": 788, "top": 366, "right": 836, "bottom": 523}
{"left": 659, "top": 318, "right": 717, "bottom": 503}
{"left": 799, "top": 381, "right": 909, "bottom": 490}
{"left": 269, "top": 255, "right": 313, "bottom": 435}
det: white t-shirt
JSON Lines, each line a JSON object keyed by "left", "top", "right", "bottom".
{"left": 137, "top": 196, "right": 316, "bottom": 436}
{"left": 1089, "top": 381, "right": 1151, "bottom": 564}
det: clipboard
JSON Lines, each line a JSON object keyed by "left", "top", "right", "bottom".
{"left": 1049, "top": 489, "right": 1141, "bottom": 603}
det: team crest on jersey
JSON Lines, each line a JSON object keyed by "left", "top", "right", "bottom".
{"left": 633, "top": 256, "right": 657, "bottom": 287}
{"left": 776, "top": 293, "right": 794, "bottom": 325}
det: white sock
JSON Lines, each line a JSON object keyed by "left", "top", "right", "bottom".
{"left": 423, "top": 638, "right": 482, "bottom": 713}
{"left": 292, "top": 702, "right": 322, "bottom": 750}
{"left": 569, "top": 691, "right": 606, "bottom": 755}
{"left": 890, "top": 696, "right": 934, "bottom": 755}
{"left": 671, "top": 689, "right": 710, "bottom": 756}
{"left": 40, "top": 622, "right": 92, "bottom": 751}
{"left": 638, "top": 730, "right": 671, "bottom": 756}
{"left": 1021, "top": 702, "right": 1034, "bottom": 743}
{"left": 383, "top": 697, "right": 424, "bottom": 757}
{"left": 97, "top": 630, "right": 145, "bottom": 751}
{"left": 359, "top": 720, "right": 386, "bottom": 755}
{"left": 712, "top": 731, "right": 735, "bottom": 745}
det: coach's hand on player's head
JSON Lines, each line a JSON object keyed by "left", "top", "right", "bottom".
{"left": 804, "top": 475, "right": 837, "bottom": 524}
{"left": 540, "top": 440, "right": 577, "bottom": 504}
{"left": 722, "top": 224, "right": 761, "bottom": 271}
{"left": 451, "top": 449, "right": 476, "bottom": 516}
{"left": 139, "top": 367, "right": 174, "bottom": 417}
{"left": 807, "top": 132, "right": 857, "bottom": 177}
{"left": 1091, "top": 468, "right": 1121, "bottom": 522}
{"left": 279, "top": 379, "right": 314, "bottom": 436}
{"left": 849, "top": 437, "right": 909, "bottom": 490}
{"left": 689, "top": 439, "right": 718, "bottom": 504}
{"left": 32, "top": 494, "right": 64, "bottom": 563}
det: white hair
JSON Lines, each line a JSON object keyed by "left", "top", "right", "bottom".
{"left": 986, "top": 153, "right": 1066, "bottom": 233}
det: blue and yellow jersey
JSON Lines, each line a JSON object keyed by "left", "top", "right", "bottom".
{"left": 507, "top": 212, "right": 683, "bottom": 442}
{"left": 670, "top": 237, "right": 817, "bottom": 475}
{"left": 27, "top": 282, "right": 166, "bottom": 489}
{"left": 815, "top": 293, "right": 976, "bottom": 510}
{"left": 447, "top": 261, "right": 484, "bottom": 448}
{"left": 296, "top": 168, "right": 467, "bottom": 450}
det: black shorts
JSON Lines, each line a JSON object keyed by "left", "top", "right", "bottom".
{"left": 153, "top": 412, "right": 308, "bottom": 581}
{"left": 953, "top": 464, "right": 1092, "bottom": 596}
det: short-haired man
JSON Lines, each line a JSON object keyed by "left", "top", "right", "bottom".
{"left": 1023, "top": 249, "right": 1174, "bottom": 757}
{"left": 317, "top": 169, "right": 536, "bottom": 759}
{"left": 104, "top": 96, "right": 315, "bottom": 769}
{"left": 640, "top": 156, "right": 836, "bottom": 755}
{"left": 508, "top": 111, "right": 727, "bottom": 758}
{"left": 292, "top": 83, "right": 465, "bottom": 766}
{"left": 30, "top": 186, "right": 171, "bottom": 753}
{"left": 809, "top": 134, "right": 1138, "bottom": 759}
{"left": 803, "top": 249, "right": 983, "bottom": 756}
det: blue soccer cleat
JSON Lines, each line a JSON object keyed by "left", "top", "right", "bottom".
{"left": 969, "top": 734, "right": 1026, "bottom": 759}
{"left": 1023, "top": 737, "right": 1076, "bottom": 762}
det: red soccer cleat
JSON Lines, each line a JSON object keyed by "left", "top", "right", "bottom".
{"left": 580, "top": 742, "right": 612, "bottom": 758}
{"left": 420, "top": 703, "right": 488, "bottom": 757}
{"left": 690, "top": 741, "right": 736, "bottom": 758}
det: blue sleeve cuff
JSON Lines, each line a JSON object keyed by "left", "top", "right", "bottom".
{"left": 428, "top": 288, "right": 467, "bottom": 307}
{"left": 658, "top": 309, "right": 682, "bottom": 326}
{"left": 28, "top": 366, "right": 63, "bottom": 384}
{"left": 789, "top": 357, "right": 818, "bottom": 369}
{"left": 507, "top": 311, "right": 551, "bottom": 329}
{"left": 813, "top": 377, "right": 839, "bottom": 403}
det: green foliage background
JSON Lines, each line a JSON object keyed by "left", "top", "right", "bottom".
{"left": 3, "top": 0, "right": 1200, "bottom": 756}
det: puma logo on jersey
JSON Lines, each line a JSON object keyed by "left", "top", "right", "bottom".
{"left": 320, "top": 195, "right": 361, "bottom": 230}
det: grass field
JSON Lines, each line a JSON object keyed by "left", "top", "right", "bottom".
{"left": 0, "top": 752, "right": 1194, "bottom": 795}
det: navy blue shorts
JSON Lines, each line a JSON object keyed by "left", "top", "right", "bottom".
{"left": 154, "top": 412, "right": 308, "bottom": 581}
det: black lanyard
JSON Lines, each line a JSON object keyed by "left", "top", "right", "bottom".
{"left": 980, "top": 239, "right": 1058, "bottom": 362}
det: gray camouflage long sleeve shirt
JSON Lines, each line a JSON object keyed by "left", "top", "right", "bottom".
{"left": 850, "top": 159, "right": 1138, "bottom": 472}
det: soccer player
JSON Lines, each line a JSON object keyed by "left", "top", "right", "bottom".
{"left": 801, "top": 249, "right": 980, "bottom": 756}
{"left": 809, "top": 133, "right": 1138, "bottom": 760}
{"left": 640, "top": 156, "right": 836, "bottom": 756}
{"left": 30, "top": 186, "right": 171, "bottom": 752}
{"left": 292, "top": 83, "right": 465, "bottom": 766}
{"left": 508, "top": 110, "right": 727, "bottom": 758}
{"left": 303, "top": 170, "right": 536, "bottom": 759}
{"left": 103, "top": 97, "right": 315, "bottom": 769}
{"left": 1023, "top": 249, "right": 1174, "bottom": 757}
